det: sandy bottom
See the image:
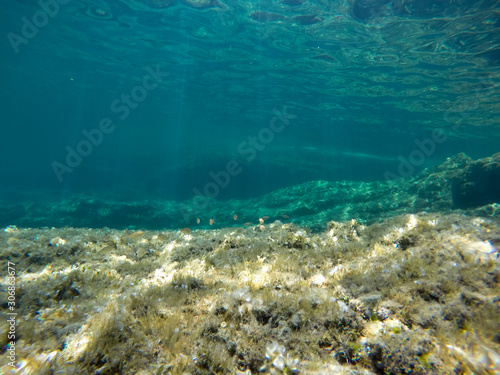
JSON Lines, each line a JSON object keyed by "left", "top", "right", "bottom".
{"left": 0, "top": 212, "right": 499, "bottom": 374}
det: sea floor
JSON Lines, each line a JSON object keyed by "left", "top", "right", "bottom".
{"left": 1, "top": 210, "right": 499, "bottom": 374}
{"left": 1, "top": 153, "right": 493, "bottom": 232}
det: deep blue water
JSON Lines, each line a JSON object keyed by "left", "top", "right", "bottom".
{"left": 1, "top": 0, "right": 499, "bottom": 227}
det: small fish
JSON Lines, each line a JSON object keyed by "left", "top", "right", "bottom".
{"left": 210, "top": 218, "right": 214, "bottom": 225}
{"left": 259, "top": 225, "right": 265, "bottom": 231}
{"left": 196, "top": 218, "right": 200, "bottom": 224}
{"left": 259, "top": 218, "right": 264, "bottom": 224}
{"left": 244, "top": 222, "right": 253, "bottom": 226}
{"left": 127, "top": 231, "right": 144, "bottom": 239}
{"left": 281, "top": 214, "right": 290, "bottom": 219}
{"left": 180, "top": 228, "right": 192, "bottom": 234}
{"left": 99, "top": 245, "right": 115, "bottom": 253}
{"left": 262, "top": 216, "right": 269, "bottom": 221}
{"left": 158, "top": 234, "right": 168, "bottom": 241}
{"left": 233, "top": 214, "right": 237, "bottom": 220}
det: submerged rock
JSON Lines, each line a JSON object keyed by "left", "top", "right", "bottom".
{"left": 452, "top": 152, "right": 500, "bottom": 208}
{"left": 3, "top": 152, "right": 500, "bottom": 230}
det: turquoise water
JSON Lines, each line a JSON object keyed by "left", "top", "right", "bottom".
{"left": 1, "top": 0, "right": 499, "bottom": 229}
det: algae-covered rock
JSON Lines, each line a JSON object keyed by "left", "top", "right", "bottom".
{"left": 3, "top": 153, "right": 500, "bottom": 230}
{"left": 452, "top": 152, "right": 500, "bottom": 208}
{"left": 0, "top": 211, "right": 498, "bottom": 374}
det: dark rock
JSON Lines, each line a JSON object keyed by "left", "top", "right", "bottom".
{"left": 396, "top": 237, "right": 413, "bottom": 250}
{"left": 252, "top": 305, "right": 272, "bottom": 325}
{"left": 214, "top": 305, "right": 228, "bottom": 316}
{"left": 451, "top": 153, "right": 500, "bottom": 208}
{"left": 227, "top": 341, "right": 237, "bottom": 355}
{"left": 415, "top": 282, "right": 444, "bottom": 302}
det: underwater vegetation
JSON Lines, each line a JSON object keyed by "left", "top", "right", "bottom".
{"left": 0, "top": 209, "right": 499, "bottom": 374}
{"left": 2, "top": 0, "right": 499, "bottom": 372}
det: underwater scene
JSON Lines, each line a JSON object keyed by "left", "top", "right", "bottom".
{"left": 1, "top": 0, "right": 500, "bottom": 373}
